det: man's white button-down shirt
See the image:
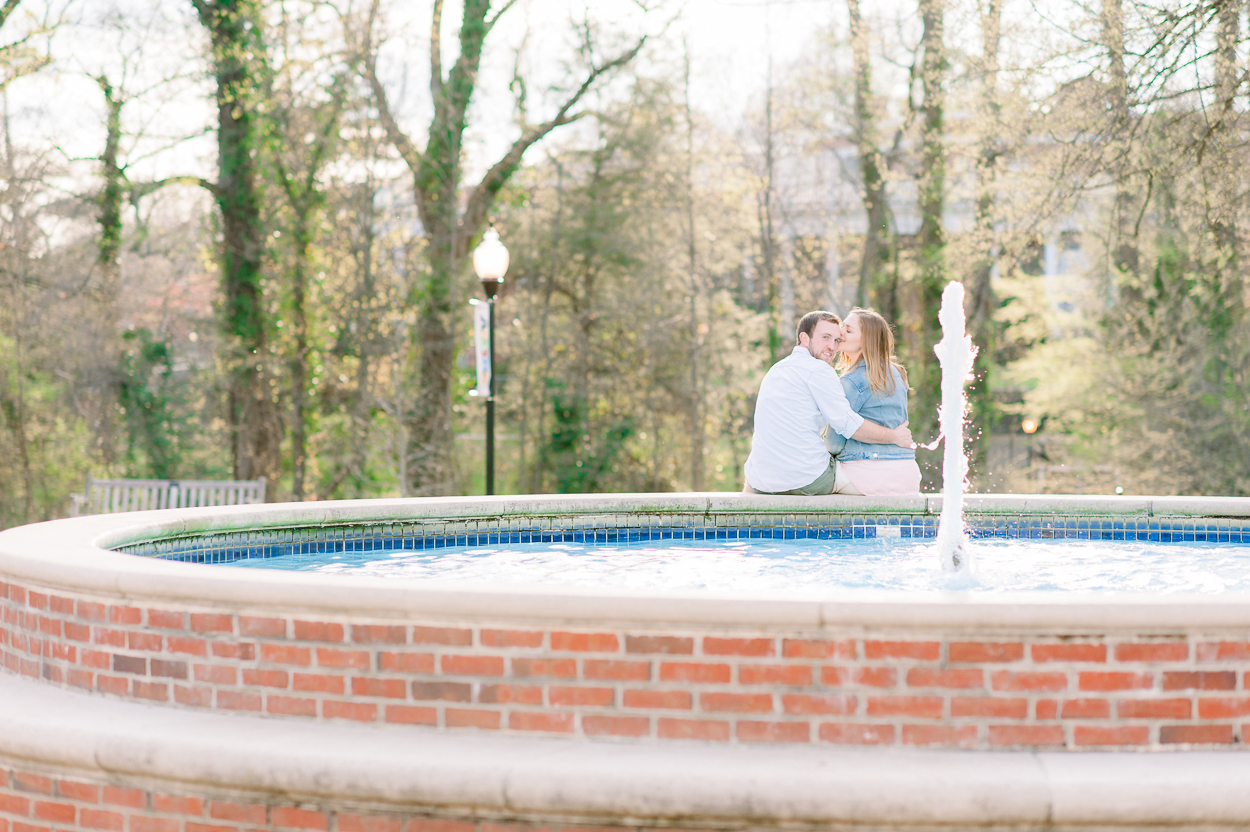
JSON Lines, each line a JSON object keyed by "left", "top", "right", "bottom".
{"left": 743, "top": 345, "right": 865, "bottom": 493}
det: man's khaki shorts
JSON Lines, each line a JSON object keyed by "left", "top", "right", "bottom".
{"left": 753, "top": 457, "right": 862, "bottom": 496}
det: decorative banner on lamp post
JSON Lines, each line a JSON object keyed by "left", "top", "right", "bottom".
{"left": 472, "top": 300, "right": 491, "bottom": 398}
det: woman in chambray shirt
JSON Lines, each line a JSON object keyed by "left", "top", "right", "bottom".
{"left": 827, "top": 308, "right": 922, "bottom": 496}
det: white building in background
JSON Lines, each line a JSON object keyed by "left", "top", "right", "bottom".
{"left": 757, "top": 137, "right": 1101, "bottom": 330}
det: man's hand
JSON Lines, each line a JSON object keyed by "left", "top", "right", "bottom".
{"left": 850, "top": 418, "right": 914, "bottom": 447}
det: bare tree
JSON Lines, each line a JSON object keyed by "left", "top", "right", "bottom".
{"left": 964, "top": 0, "right": 1003, "bottom": 471}
{"left": 192, "top": 0, "right": 282, "bottom": 487}
{"left": 1102, "top": 0, "right": 1139, "bottom": 277}
{"left": 915, "top": 0, "right": 946, "bottom": 295}
{"left": 0, "top": 105, "right": 37, "bottom": 520}
{"left": 847, "top": 0, "right": 889, "bottom": 309}
{"left": 0, "top": 1, "right": 21, "bottom": 29}
{"left": 1, "top": 0, "right": 57, "bottom": 88}
{"left": 361, "top": 0, "right": 646, "bottom": 495}
{"left": 95, "top": 75, "right": 124, "bottom": 306}
{"left": 682, "top": 42, "right": 703, "bottom": 491}
{"left": 1205, "top": 0, "right": 1241, "bottom": 267}
{"left": 754, "top": 48, "right": 782, "bottom": 362}
{"left": 269, "top": 2, "right": 349, "bottom": 500}
{"left": 905, "top": 0, "right": 948, "bottom": 459}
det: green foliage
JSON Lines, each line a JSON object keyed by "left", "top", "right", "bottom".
{"left": 0, "top": 333, "right": 95, "bottom": 527}
{"left": 1003, "top": 178, "right": 1250, "bottom": 496}
{"left": 7, "top": 0, "right": 1250, "bottom": 526}
{"left": 1097, "top": 233, "right": 1250, "bottom": 496}
{"left": 545, "top": 383, "right": 636, "bottom": 494}
{"left": 483, "top": 77, "right": 766, "bottom": 494}
{"left": 194, "top": 0, "right": 283, "bottom": 484}
{"left": 117, "top": 328, "right": 182, "bottom": 479}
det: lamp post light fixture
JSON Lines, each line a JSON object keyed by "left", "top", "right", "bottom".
{"left": 473, "top": 226, "right": 509, "bottom": 495}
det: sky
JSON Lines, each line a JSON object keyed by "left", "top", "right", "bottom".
{"left": 2, "top": 0, "right": 1131, "bottom": 191}
{"left": 4, "top": 0, "right": 852, "bottom": 189}
{"left": 375, "top": 0, "right": 853, "bottom": 181}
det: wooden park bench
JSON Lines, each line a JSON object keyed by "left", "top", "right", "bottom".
{"left": 70, "top": 476, "right": 266, "bottom": 516}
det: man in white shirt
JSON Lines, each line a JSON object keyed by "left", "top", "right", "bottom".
{"left": 744, "top": 311, "right": 913, "bottom": 495}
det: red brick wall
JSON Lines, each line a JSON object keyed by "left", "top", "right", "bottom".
{"left": 0, "top": 762, "right": 601, "bottom": 832}
{"left": 3, "top": 578, "right": 1249, "bottom": 749}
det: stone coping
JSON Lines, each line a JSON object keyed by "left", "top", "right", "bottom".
{"left": 3, "top": 671, "right": 1250, "bottom": 829}
{"left": 1, "top": 493, "right": 1250, "bottom": 632}
{"left": 66, "top": 493, "right": 1250, "bottom": 546}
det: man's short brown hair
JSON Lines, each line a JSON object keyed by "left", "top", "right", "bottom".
{"left": 796, "top": 310, "right": 841, "bottom": 343}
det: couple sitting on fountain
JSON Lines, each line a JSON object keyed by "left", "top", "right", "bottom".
{"left": 744, "top": 309, "right": 922, "bottom": 497}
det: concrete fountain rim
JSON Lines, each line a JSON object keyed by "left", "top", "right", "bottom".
{"left": 2, "top": 492, "right": 1250, "bottom": 631}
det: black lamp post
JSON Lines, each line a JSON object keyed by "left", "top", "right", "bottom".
{"left": 473, "top": 227, "right": 509, "bottom": 495}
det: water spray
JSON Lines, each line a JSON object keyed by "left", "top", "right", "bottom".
{"left": 933, "top": 281, "right": 979, "bottom": 572}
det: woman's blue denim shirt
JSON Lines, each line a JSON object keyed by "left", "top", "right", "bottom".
{"left": 829, "top": 362, "right": 915, "bottom": 461}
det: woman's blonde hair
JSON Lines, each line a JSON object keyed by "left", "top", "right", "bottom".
{"left": 836, "top": 307, "right": 908, "bottom": 395}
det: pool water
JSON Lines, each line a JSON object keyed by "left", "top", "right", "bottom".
{"left": 225, "top": 537, "right": 1250, "bottom": 594}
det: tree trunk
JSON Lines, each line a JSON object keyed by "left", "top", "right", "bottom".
{"left": 966, "top": 0, "right": 1000, "bottom": 335}
{"left": 0, "top": 0, "right": 23, "bottom": 29}
{"left": 1209, "top": 0, "right": 1240, "bottom": 266}
{"left": 396, "top": 0, "right": 471, "bottom": 495}
{"left": 779, "top": 236, "right": 794, "bottom": 340}
{"left": 94, "top": 74, "right": 125, "bottom": 466}
{"left": 96, "top": 76, "right": 123, "bottom": 307}
{"left": 289, "top": 214, "right": 310, "bottom": 499}
{"left": 194, "top": 0, "right": 280, "bottom": 488}
{"left": 364, "top": 0, "right": 644, "bottom": 495}
{"left": 531, "top": 159, "right": 563, "bottom": 493}
{"left": 0, "top": 303, "right": 34, "bottom": 522}
{"left": 351, "top": 176, "right": 378, "bottom": 497}
{"left": 405, "top": 212, "right": 459, "bottom": 495}
{"left": 909, "top": 0, "right": 947, "bottom": 460}
{"left": 965, "top": 0, "right": 1002, "bottom": 483}
{"left": 276, "top": 90, "right": 342, "bottom": 501}
{"left": 847, "top": 0, "right": 889, "bottom": 309}
{"left": 1103, "top": 0, "right": 1139, "bottom": 277}
{"left": 1199, "top": 0, "right": 1243, "bottom": 347}
{"left": 0, "top": 84, "right": 34, "bottom": 523}
{"left": 759, "top": 53, "right": 781, "bottom": 361}
{"left": 1103, "top": 0, "right": 1127, "bottom": 111}
{"left": 917, "top": 0, "right": 947, "bottom": 297}
{"left": 684, "top": 46, "right": 702, "bottom": 491}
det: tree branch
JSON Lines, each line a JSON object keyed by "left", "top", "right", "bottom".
{"left": 305, "top": 82, "right": 348, "bottom": 191}
{"left": 509, "top": 36, "right": 529, "bottom": 126}
{"left": 276, "top": 78, "right": 349, "bottom": 209}
{"left": 442, "top": 0, "right": 492, "bottom": 132}
{"left": 483, "top": 0, "right": 520, "bottom": 36}
{"left": 0, "top": 0, "right": 21, "bottom": 30}
{"left": 129, "top": 176, "right": 218, "bottom": 203}
{"left": 429, "top": 0, "right": 443, "bottom": 99}
{"left": 361, "top": 0, "right": 422, "bottom": 176}
{"left": 460, "top": 35, "right": 646, "bottom": 248}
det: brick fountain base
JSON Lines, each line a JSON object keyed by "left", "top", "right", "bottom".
{"left": 3, "top": 494, "right": 1250, "bottom": 830}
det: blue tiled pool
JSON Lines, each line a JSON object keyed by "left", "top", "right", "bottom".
{"left": 115, "top": 511, "right": 1250, "bottom": 593}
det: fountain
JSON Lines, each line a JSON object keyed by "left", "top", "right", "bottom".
{"left": 1, "top": 311, "right": 1250, "bottom": 829}
{"left": 933, "top": 281, "right": 978, "bottom": 572}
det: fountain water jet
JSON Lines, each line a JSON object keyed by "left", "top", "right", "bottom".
{"left": 933, "top": 281, "right": 978, "bottom": 572}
